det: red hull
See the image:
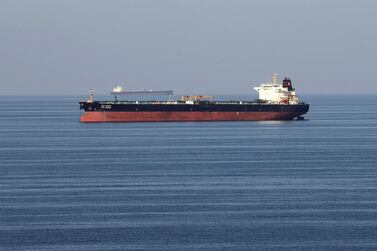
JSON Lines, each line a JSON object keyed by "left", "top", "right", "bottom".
{"left": 80, "top": 111, "right": 301, "bottom": 122}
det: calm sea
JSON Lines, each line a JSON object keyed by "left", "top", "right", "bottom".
{"left": 1, "top": 95, "right": 377, "bottom": 250}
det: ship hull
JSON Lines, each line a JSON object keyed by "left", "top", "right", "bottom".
{"left": 80, "top": 111, "right": 306, "bottom": 122}
{"left": 79, "top": 101, "right": 309, "bottom": 122}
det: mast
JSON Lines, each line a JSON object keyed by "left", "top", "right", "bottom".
{"left": 272, "top": 73, "right": 278, "bottom": 85}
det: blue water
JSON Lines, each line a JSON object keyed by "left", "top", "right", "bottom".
{"left": 1, "top": 95, "right": 377, "bottom": 250}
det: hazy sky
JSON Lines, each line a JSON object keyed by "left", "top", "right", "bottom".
{"left": 1, "top": 0, "right": 376, "bottom": 95}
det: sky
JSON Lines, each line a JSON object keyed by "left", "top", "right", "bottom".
{"left": 0, "top": 0, "right": 377, "bottom": 95}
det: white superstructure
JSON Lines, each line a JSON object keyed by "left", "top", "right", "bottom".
{"left": 112, "top": 85, "right": 123, "bottom": 93}
{"left": 254, "top": 73, "right": 299, "bottom": 104}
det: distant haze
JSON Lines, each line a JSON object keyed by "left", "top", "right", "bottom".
{"left": 1, "top": 0, "right": 377, "bottom": 95}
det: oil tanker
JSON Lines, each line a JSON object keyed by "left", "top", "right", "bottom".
{"left": 79, "top": 74, "right": 309, "bottom": 122}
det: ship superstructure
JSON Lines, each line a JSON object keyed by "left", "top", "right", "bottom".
{"left": 79, "top": 74, "right": 309, "bottom": 122}
{"left": 254, "top": 73, "right": 299, "bottom": 104}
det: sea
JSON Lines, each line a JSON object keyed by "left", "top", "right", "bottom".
{"left": 1, "top": 95, "right": 377, "bottom": 250}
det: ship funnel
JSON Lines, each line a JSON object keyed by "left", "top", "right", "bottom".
{"left": 283, "top": 77, "right": 293, "bottom": 91}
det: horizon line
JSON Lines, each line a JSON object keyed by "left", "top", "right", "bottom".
{"left": 0, "top": 93, "right": 377, "bottom": 97}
